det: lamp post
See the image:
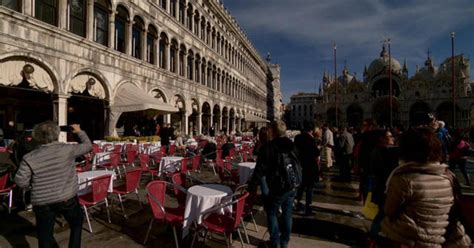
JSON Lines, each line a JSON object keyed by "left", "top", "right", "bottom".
{"left": 451, "top": 32, "right": 456, "bottom": 128}
{"left": 333, "top": 43, "right": 338, "bottom": 127}
{"left": 388, "top": 38, "right": 393, "bottom": 128}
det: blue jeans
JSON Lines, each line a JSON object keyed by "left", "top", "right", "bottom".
{"left": 265, "top": 190, "right": 296, "bottom": 247}
{"left": 33, "top": 196, "right": 83, "bottom": 248}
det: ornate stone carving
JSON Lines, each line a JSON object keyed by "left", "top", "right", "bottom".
{"left": 69, "top": 74, "right": 106, "bottom": 99}
{"left": 0, "top": 60, "right": 54, "bottom": 92}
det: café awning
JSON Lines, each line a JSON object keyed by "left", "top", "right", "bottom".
{"left": 111, "top": 84, "right": 178, "bottom": 113}
{"left": 244, "top": 114, "right": 270, "bottom": 123}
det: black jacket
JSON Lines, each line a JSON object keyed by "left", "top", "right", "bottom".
{"left": 248, "top": 136, "right": 295, "bottom": 194}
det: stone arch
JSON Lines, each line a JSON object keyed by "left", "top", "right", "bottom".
{"left": 372, "top": 96, "right": 400, "bottom": 128}
{"left": 346, "top": 103, "right": 364, "bottom": 128}
{"left": 436, "top": 101, "right": 461, "bottom": 128}
{"left": 112, "top": 80, "right": 142, "bottom": 102}
{"left": 409, "top": 101, "right": 432, "bottom": 127}
{"left": 0, "top": 53, "right": 60, "bottom": 93}
{"left": 64, "top": 67, "right": 111, "bottom": 101}
{"left": 150, "top": 88, "right": 168, "bottom": 103}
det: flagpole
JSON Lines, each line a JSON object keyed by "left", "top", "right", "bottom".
{"left": 388, "top": 38, "right": 393, "bottom": 128}
{"left": 451, "top": 32, "right": 456, "bottom": 128}
{"left": 334, "top": 43, "right": 338, "bottom": 127}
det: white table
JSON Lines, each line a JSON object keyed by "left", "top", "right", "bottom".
{"left": 159, "top": 156, "right": 183, "bottom": 175}
{"left": 77, "top": 170, "right": 115, "bottom": 195}
{"left": 238, "top": 162, "right": 256, "bottom": 184}
{"left": 182, "top": 184, "right": 233, "bottom": 237}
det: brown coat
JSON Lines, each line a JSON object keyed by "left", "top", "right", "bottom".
{"left": 381, "top": 162, "right": 454, "bottom": 247}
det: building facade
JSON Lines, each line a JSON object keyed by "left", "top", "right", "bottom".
{"left": 286, "top": 92, "right": 318, "bottom": 130}
{"left": 288, "top": 45, "right": 473, "bottom": 129}
{"left": 0, "top": 0, "right": 276, "bottom": 140}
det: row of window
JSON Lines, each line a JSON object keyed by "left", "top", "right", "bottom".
{"left": 0, "top": 0, "right": 266, "bottom": 106}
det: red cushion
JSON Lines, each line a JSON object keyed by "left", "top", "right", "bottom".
{"left": 164, "top": 207, "right": 184, "bottom": 224}
{"left": 112, "top": 184, "right": 129, "bottom": 194}
{"left": 202, "top": 213, "right": 235, "bottom": 234}
{"left": 78, "top": 193, "right": 101, "bottom": 206}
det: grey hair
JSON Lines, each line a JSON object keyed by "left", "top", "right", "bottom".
{"left": 270, "top": 120, "right": 287, "bottom": 137}
{"left": 438, "top": 121, "right": 445, "bottom": 128}
{"left": 32, "top": 120, "right": 60, "bottom": 144}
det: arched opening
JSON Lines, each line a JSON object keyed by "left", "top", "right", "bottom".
{"left": 170, "top": 39, "right": 178, "bottom": 73}
{"left": 159, "top": 32, "right": 168, "bottom": 69}
{"left": 201, "top": 102, "right": 211, "bottom": 135}
{"left": 372, "top": 96, "right": 400, "bottom": 128}
{"left": 436, "top": 101, "right": 460, "bottom": 129}
{"left": 222, "top": 107, "right": 228, "bottom": 133}
{"left": 147, "top": 24, "right": 158, "bottom": 64}
{"left": 194, "top": 54, "right": 201, "bottom": 83}
{"left": 0, "top": 58, "right": 56, "bottom": 138}
{"left": 94, "top": 0, "right": 110, "bottom": 46}
{"left": 170, "top": 95, "right": 185, "bottom": 134}
{"left": 132, "top": 16, "right": 145, "bottom": 59}
{"left": 68, "top": 73, "right": 107, "bottom": 140}
{"left": 69, "top": 0, "right": 87, "bottom": 37}
{"left": 187, "top": 49, "right": 194, "bottom": 80}
{"left": 114, "top": 5, "right": 129, "bottom": 53}
{"left": 213, "top": 104, "right": 220, "bottom": 132}
{"left": 409, "top": 101, "right": 432, "bottom": 127}
{"left": 326, "top": 107, "right": 342, "bottom": 128}
{"left": 229, "top": 108, "right": 235, "bottom": 133}
{"left": 371, "top": 77, "right": 400, "bottom": 98}
{"left": 346, "top": 104, "right": 364, "bottom": 128}
{"left": 188, "top": 99, "right": 199, "bottom": 135}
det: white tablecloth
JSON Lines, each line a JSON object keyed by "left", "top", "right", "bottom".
{"left": 182, "top": 184, "right": 232, "bottom": 237}
{"left": 77, "top": 170, "right": 115, "bottom": 195}
{"left": 159, "top": 156, "right": 183, "bottom": 175}
{"left": 238, "top": 162, "right": 256, "bottom": 184}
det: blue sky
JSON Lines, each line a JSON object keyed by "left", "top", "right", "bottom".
{"left": 223, "top": 0, "right": 474, "bottom": 103}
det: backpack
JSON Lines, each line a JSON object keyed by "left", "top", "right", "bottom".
{"left": 268, "top": 146, "right": 302, "bottom": 193}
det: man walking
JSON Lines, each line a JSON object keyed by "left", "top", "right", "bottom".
{"left": 294, "top": 124, "right": 320, "bottom": 215}
{"left": 249, "top": 120, "right": 297, "bottom": 248}
{"left": 14, "top": 121, "right": 92, "bottom": 248}
{"left": 321, "top": 123, "right": 334, "bottom": 168}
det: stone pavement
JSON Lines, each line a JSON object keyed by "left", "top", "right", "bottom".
{"left": 1, "top": 160, "right": 472, "bottom": 248}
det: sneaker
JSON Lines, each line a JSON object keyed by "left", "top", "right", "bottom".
{"left": 25, "top": 204, "right": 33, "bottom": 212}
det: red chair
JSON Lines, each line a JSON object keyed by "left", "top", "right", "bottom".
{"left": 96, "top": 152, "right": 121, "bottom": 171}
{"left": 92, "top": 144, "right": 101, "bottom": 154}
{"left": 78, "top": 174, "right": 112, "bottom": 233}
{"left": 0, "top": 173, "right": 15, "bottom": 213}
{"left": 144, "top": 181, "right": 187, "bottom": 248}
{"left": 75, "top": 155, "right": 93, "bottom": 173}
{"left": 121, "top": 150, "right": 138, "bottom": 168}
{"left": 169, "top": 145, "right": 176, "bottom": 156}
{"left": 139, "top": 153, "right": 160, "bottom": 179}
{"left": 179, "top": 157, "right": 189, "bottom": 175}
{"left": 229, "top": 148, "right": 236, "bottom": 158}
{"left": 192, "top": 192, "right": 249, "bottom": 248}
{"left": 191, "top": 155, "right": 201, "bottom": 173}
{"left": 170, "top": 173, "right": 187, "bottom": 207}
{"left": 111, "top": 169, "right": 142, "bottom": 219}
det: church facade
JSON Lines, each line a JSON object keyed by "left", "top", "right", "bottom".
{"left": 288, "top": 45, "right": 473, "bottom": 129}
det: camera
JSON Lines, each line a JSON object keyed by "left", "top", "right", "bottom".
{"left": 59, "top": 125, "right": 72, "bottom": 132}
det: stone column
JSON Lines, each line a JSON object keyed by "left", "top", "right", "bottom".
{"left": 108, "top": 12, "right": 116, "bottom": 49}
{"left": 54, "top": 94, "right": 70, "bottom": 142}
{"left": 202, "top": 63, "right": 207, "bottom": 85}
{"left": 218, "top": 114, "right": 222, "bottom": 132}
{"left": 182, "top": 50, "right": 187, "bottom": 78}
{"left": 166, "top": 0, "right": 170, "bottom": 12}
{"left": 196, "top": 112, "right": 202, "bottom": 135}
{"left": 141, "top": 28, "right": 147, "bottom": 61}
{"left": 164, "top": 114, "right": 171, "bottom": 124}
{"left": 23, "top": 0, "right": 33, "bottom": 16}
{"left": 182, "top": 112, "right": 189, "bottom": 135}
{"left": 225, "top": 116, "right": 230, "bottom": 135}
{"left": 174, "top": 0, "right": 179, "bottom": 21}
{"left": 86, "top": 0, "right": 94, "bottom": 41}
{"left": 126, "top": 20, "right": 133, "bottom": 56}
{"left": 58, "top": 0, "right": 68, "bottom": 29}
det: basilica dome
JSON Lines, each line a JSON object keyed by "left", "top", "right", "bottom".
{"left": 367, "top": 45, "right": 402, "bottom": 77}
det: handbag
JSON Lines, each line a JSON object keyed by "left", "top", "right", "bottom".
{"left": 445, "top": 170, "right": 474, "bottom": 239}
{"left": 362, "top": 192, "right": 379, "bottom": 220}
